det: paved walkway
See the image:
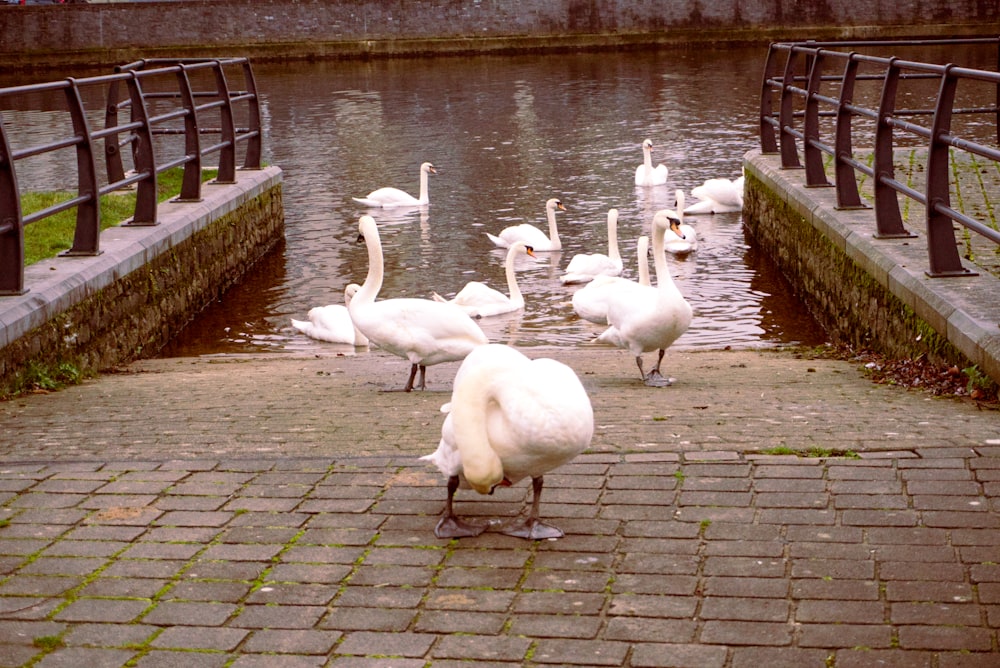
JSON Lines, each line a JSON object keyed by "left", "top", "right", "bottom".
{"left": 1, "top": 347, "right": 1000, "bottom": 667}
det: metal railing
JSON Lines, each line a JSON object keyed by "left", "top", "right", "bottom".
{"left": 759, "top": 38, "right": 1000, "bottom": 277}
{"left": 0, "top": 57, "right": 263, "bottom": 296}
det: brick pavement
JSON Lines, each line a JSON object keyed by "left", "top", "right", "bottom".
{"left": 1, "top": 348, "right": 1000, "bottom": 667}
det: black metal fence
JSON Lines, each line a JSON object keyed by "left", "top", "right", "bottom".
{"left": 759, "top": 38, "right": 1000, "bottom": 277}
{"left": 0, "top": 57, "right": 263, "bottom": 296}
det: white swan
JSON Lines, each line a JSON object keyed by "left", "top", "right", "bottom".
{"left": 634, "top": 139, "right": 669, "bottom": 187}
{"left": 597, "top": 209, "right": 693, "bottom": 387}
{"left": 290, "top": 284, "right": 368, "bottom": 346}
{"left": 349, "top": 215, "right": 488, "bottom": 391}
{"left": 663, "top": 190, "right": 697, "bottom": 255}
{"left": 570, "top": 233, "right": 652, "bottom": 325}
{"left": 486, "top": 198, "right": 566, "bottom": 251}
{"left": 560, "top": 208, "right": 624, "bottom": 284}
{"left": 352, "top": 162, "right": 436, "bottom": 207}
{"left": 431, "top": 242, "right": 536, "bottom": 318}
{"left": 684, "top": 173, "right": 745, "bottom": 215}
{"left": 421, "top": 343, "right": 594, "bottom": 539}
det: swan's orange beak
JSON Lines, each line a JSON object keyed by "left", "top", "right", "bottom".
{"left": 525, "top": 246, "right": 536, "bottom": 258}
{"left": 556, "top": 202, "right": 567, "bottom": 211}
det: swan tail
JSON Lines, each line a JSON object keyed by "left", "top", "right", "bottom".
{"left": 352, "top": 197, "right": 382, "bottom": 207}
{"left": 290, "top": 319, "right": 310, "bottom": 334}
{"left": 430, "top": 292, "right": 448, "bottom": 303}
{"left": 560, "top": 273, "right": 593, "bottom": 285}
{"left": 485, "top": 232, "right": 509, "bottom": 248}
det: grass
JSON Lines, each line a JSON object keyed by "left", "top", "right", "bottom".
{"left": 21, "top": 168, "right": 217, "bottom": 266}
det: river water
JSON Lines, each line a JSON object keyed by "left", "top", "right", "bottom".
{"left": 6, "top": 46, "right": 831, "bottom": 355}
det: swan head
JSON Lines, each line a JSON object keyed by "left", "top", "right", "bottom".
{"left": 344, "top": 283, "right": 362, "bottom": 305}
{"left": 642, "top": 139, "right": 653, "bottom": 151}
{"left": 655, "top": 209, "right": 685, "bottom": 239}
{"left": 546, "top": 198, "right": 566, "bottom": 213}
{"left": 356, "top": 214, "right": 378, "bottom": 242}
{"left": 673, "top": 189, "right": 685, "bottom": 211}
{"left": 420, "top": 162, "right": 437, "bottom": 175}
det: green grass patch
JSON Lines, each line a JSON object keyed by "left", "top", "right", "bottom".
{"left": 22, "top": 168, "right": 217, "bottom": 265}
{"left": 32, "top": 635, "right": 64, "bottom": 651}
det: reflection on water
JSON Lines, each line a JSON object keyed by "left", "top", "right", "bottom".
{"left": 3, "top": 47, "right": 829, "bottom": 355}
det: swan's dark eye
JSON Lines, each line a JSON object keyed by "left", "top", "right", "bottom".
{"left": 356, "top": 233, "right": 365, "bottom": 243}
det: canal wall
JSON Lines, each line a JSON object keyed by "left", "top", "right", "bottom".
{"left": 1, "top": 0, "right": 998, "bottom": 71}
{"left": 0, "top": 168, "right": 284, "bottom": 397}
{"left": 743, "top": 149, "right": 1000, "bottom": 387}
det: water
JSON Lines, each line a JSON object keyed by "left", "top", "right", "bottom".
{"left": 4, "top": 46, "right": 830, "bottom": 355}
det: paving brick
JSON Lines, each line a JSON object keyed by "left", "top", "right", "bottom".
{"left": 414, "top": 609, "right": 508, "bottom": 634}
{"left": 140, "top": 601, "right": 237, "bottom": 626}
{"left": 729, "top": 647, "right": 833, "bottom": 667}
{"left": 699, "top": 596, "right": 789, "bottom": 621}
{"left": 506, "top": 613, "right": 602, "bottom": 639}
{"left": 603, "top": 617, "right": 698, "bottom": 643}
{"left": 54, "top": 599, "right": 149, "bottom": 623}
{"left": 531, "top": 638, "right": 630, "bottom": 665}
{"left": 699, "top": 620, "right": 792, "bottom": 646}
{"left": 896, "top": 625, "right": 994, "bottom": 650}
{"left": 431, "top": 634, "right": 531, "bottom": 662}
{"left": 797, "top": 623, "right": 893, "bottom": 648}
{"left": 133, "top": 650, "right": 234, "bottom": 668}
{"left": 630, "top": 642, "right": 728, "bottom": 668}
{"left": 890, "top": 602, "right": 982, "bottom": 625}
{"left": 150, "top": 626, "right": 249, "bottom": 651}
{"left": 241, "top": 629, "right": 342, "bottom": 654}
{"left": 795, "top": 599, "right": 885, "bottom": 624}
{"left": 228, "top": 605, "right": 326, "bottom": 629}
{"left": 29, "top": 647, "right": 136, "bottom": 668}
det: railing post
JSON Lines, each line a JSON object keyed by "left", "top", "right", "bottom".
{"left": 803, "top": 49, "right": 832, "bottom": 187}
{"left": 175, "top": 64, "right": 203, "bottom": 202}
{"left": 0, "top": 114, "right": 26, "bottom": 296}
{"left": 61, "top": 78, "right": 102, "bottom": 257}
{"left": 241, "top": 60, "right": 263, "bottom": 169}
{"left": 759, "top": 44, "right": 779, "bottom": 154}
{"left": 124, "top": 71, "right": 159, "bottom": 226}
{"left": 779, "top": 48, "right": 803, "bottom": 169}
{"left": 212, "top": 60, "right": 237, "bottom": 183}
{"left": 925, "top": 64, "right": 976, "bottom": 277}
{"left": 833, "top": 53, "right": 868, "bottom": 209}
{"left": 104, "top": 76, "right": 127, "bottom": 185}
{"left": 872, "top": 58, "right": 913, "bottom": 238}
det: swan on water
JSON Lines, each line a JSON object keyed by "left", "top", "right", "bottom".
{"left": 352, "top": 162, "right": 436, "bottom": 207}
{"left": 684, "top": 173, "right": 745, "bottom": 214}
{"left": 421, "top": 343, "right": 594, "bottom": 539}
{"left": 663, "top": 190, "right": 697, "bottom": 256}
{"left": 560, "top": 208, "right": 624, "bottom": 284}
{"left": 596, "top": 209, "right": 693, "bottom": 386}
{"left": 432, "top": 242, "right": 537, "bottom": 318}
{"left": 634, "top": 139, "right": 669, "bottom": 187}
{"left": 290, "top": 284, "right": 368, "bottom": 346}
{"left": 349, "top": 215, "right": 488, "bottom": 391}
{"left": 487, "top": 198, "right": 566, "bottom": 251}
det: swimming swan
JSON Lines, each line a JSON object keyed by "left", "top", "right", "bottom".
{"left": 663, "top": 190, "right": 697, "bottom": 255}
{"left": 290, "top": 283, "right": 368, "bottom": 346}
{"left": 684, "top": 173, "right": 745, "bottom": 215}
{"left": 349, "top": 215, "right": 488, "bottom": 391}
{"left": 597, "top": 209, "right": 693, "bottom": 387}
{"left": 486, "top": 198, "right": 566, "bottom": 251}
{"left": 431, "top": 242, "right": 536, "bottom": 318}
{"left": 352, "top": 162, "right": 436, "bottom": 207}
{"left": 571, "top": 233, "right": 651, "bottom": 325}
{"left": 634, "top": 139, "right": 669, "bottom": 187}
{"left": 560, "top": 208, "right": 624, "bottom": 284}
{"left": 421, "top": 343, "right": 594, "bottom": 539}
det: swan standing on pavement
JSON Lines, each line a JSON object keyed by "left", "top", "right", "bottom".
{"left": 432, "top": 242, "right": 537, "bottom": 318}
{"left": 597, "top": 209, "right": 693, "bottom": 387}
{"left": 560, "top": 208, "right": 624, "bottom": 284}
{"left": 634, "top": 139, "right": 669, "bottom": 187}
{"left": 684, "top": 173, "right": 745, "bottom": 214}
{"left": 663, "top": 190, "right": 697, "bottom": 255}
{"left": 487, "top": 198, "right": 566, "bottom": 251}
{"left": 421, "top": 343, "right": 594, "bottom": 539}
{"left": 291, "top": 284, "right": 368, "bottom": 346}
{"left": 352, "top": 162, "right": 437, "bottom": 207}
{"left": 349, "top": 215, "right": 488, "bottom": 391}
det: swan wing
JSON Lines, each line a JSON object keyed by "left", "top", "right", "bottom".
{"left": 352, "top": 298, "right": 487, "bottom": 366}
{"left": 561, "top": 253, "right": 623, "bottom": 284}
{"left": 352, "top": 186, "right": 423, "bottom": 208}
{"left": 290, "top": 305, "right": 356, "bottom": 344}
{"left": 488, "top": 224, "right": 551, "bottom": 250}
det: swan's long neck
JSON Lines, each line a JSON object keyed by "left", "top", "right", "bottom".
{"left": 504, "top": 245, "right": 523, "bottom": 304}
{"left": 606, "top": 210, "right": 621, "bottom": 262}
{"left": 651, "top": 214, "right": 678, "bottom": 292}
{"left": 353, "top": 219, "right": 384, "bottom": 309}
{"left": 418, "top": 168, "right": 429, "bottom": 203}
{"left": 675, "top": 190, "right": 685, "bottom": 224}
{"left": 643, "top": 144, "right": 653, "bottom": 172}
{"left": 450, "top": 363, "right": 505, "bottom": 494}
{"left": 546, "top": 204, "right": 561, "bottom": 249}
{"left": 637, "top": 235, "right": 650, "bottom": 287}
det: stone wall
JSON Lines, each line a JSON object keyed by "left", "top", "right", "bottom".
{"left": 2, "top": 0, "right": 998, "bottom": 70}
{"left": 0, "top": 170, "right": 284, "bottom": 397}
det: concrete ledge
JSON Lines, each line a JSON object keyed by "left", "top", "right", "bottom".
{"left": 0, "top": 167, "right": 284, "bottom": 394}
{"left": 743, "top": 149, "right": 1000, "bottom": 385}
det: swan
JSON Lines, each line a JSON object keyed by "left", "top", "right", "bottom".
{"left": 684, "top": 173, "right": 745, "bottom": 215}
{"left": 663, "top": 190, "right": 697, "bottom": 255}
{"left": 349, "top": 215, "right": 489, "bottom": 391}
{"left": 634, "top": 139, "right": 669, "bottom": 187}
{"left": 290, "top": 284, "right": 368, "bottom": 346}
{"left": 431, "top": 242, "right": 536, "bottom": 318}
{"left": 596, "top": 209, "right": 693, "bottom": 387}
{"left": 571, "top": 233, "right": 652, "bottom": 325}
{"left": 486, "top": 198, "right": 566, "bottom": 251}
{"left": 352, "top": 162, "right": 436, "bottom": 207}
{"left": 421, "top": 343, "right": 594, "bottom": 539}
{"left": 559, "top": 208, "right": 624, "bottom": 284}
